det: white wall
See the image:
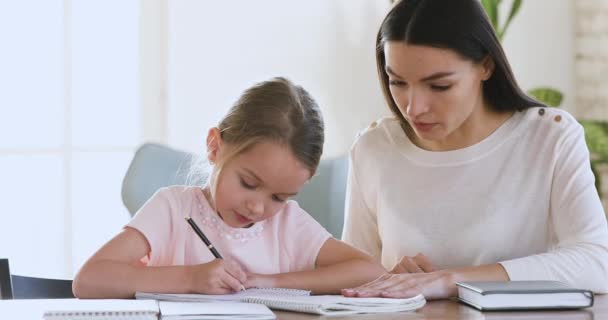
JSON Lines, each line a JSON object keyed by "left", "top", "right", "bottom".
{"left": 165, "top": 0, "right": 577, "bottom": 158}
{"left": 166, "top": 0, "right": 391, "bottom": 158}
{"left": 501, "top": 0, "right": 576, "bottom": 114}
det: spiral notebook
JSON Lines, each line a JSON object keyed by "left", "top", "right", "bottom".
{"left": 137, "top": 288, "right": 426, "bottom": 316}
{"left": 43, "top": 299, "right": 159, "bottom": 320}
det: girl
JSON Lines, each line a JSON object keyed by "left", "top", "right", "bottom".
{"left": 342, "top": 0, "right": 608, "bottom": 299}
{"left": 73, "top": 77, "right": 386, "bottom": 298}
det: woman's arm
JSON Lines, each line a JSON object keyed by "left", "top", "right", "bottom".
{"left": 73, "top": 228, "right": 246, "bottom": 298}
{"left": 245, "top": 238, "right": 386, "bottom": 294}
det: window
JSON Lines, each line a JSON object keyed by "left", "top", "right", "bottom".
{"left": 0, "top": 0, "right": 146, "bottom": 278}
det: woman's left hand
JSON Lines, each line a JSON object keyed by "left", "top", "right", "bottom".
{"left": 341, "top": 271, "right": 457, "bottom": 300}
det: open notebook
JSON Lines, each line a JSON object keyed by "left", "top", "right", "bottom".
{"left": 137, "top": 288, "right": 426, "bottom": 316}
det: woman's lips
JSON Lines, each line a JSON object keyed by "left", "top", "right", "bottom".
{"left": 413, "top": 121, "right": 436, "bottom": 132}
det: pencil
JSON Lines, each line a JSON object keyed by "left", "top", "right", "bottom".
{"left": 184, "top": 216, "right": 245, "bottom": 291}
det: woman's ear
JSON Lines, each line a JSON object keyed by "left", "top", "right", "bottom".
{"left": 206, "top": 128, "right": 222, "bottom": 163}
{"left": 481, "top": 56, "right": 495, "bottom": 81}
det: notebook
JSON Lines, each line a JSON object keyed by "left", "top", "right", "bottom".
{"left": 457, "top": 281, "right": 594, "bottom": 311}
{"left": 43, "top": 299, "right": 159, "bottom": 320}
{"left": 136, "top": 287, "right": 310, "bottom": 303}
{"left": 137, "top": 288, "right": 426, "bottom": 316}
{"left": 159, "top": 301, "right": 275, "bottom": 320}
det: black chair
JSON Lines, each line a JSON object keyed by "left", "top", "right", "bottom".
{"left": 0, "top": 258, "right": 74, "bottom": 299}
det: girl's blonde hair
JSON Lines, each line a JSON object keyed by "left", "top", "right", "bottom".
{"left": 192, "top": 77, "right": 324, "bottom": 188}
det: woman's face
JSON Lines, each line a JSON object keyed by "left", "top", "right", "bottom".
{"left": 384, "top": 42, "right": 493, "bottom": 150}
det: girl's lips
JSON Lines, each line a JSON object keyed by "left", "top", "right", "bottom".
{"left": 234, "top": 211, "right": 253, "bottom": 224}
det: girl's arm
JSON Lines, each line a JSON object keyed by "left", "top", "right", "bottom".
{"left": 245, "top": 238, "right": 386, "bottom": 294}
{"left": 72, "top": 227, "right": 246, "bottom": 298}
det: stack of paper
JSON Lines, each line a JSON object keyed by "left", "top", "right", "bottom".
{"left": 159, "top": 301, "right": 275, "bottom": 320}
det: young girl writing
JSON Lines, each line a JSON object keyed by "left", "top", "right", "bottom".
{"left": 72, "top": 77, "right": 386, "bottom": 298}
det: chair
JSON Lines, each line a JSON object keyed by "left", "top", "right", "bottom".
{"left": 0, "top": 259, "right": 74, "bottom": 300}
{"left": 122, "top": 143, "right": 349, "bottom": 237}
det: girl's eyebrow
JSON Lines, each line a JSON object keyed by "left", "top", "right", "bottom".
{"left": 243, "top": 168, "right": 263, "bottom": 182}
{"left": 242, "top": 168, "right": 298, "bottom": 197}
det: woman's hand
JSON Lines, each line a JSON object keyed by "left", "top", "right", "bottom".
{"left": 341, "top": 271, "right": 457, "bottom": 300}
{"left": 391, "top": 253, "right": 436, "bottom": 273}
{"left": 188, "top": 259, "right": 247, "bottom": 294}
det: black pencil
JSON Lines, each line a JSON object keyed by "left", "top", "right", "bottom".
{"left": 184, "top": 216, "right": 245, "bottom": 291}
{"left": 185, "top": 216, "right": 223, "bottom": 259}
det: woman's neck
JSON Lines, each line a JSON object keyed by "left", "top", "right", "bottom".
{"left": 411, "top": 108, "right": 514, "bottom": 152}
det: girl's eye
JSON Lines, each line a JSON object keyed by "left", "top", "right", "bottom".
{"left": 431, "top": 85, "right": 451, "bottom": 91}
{"left": 240, "top": 178, "right": 256, "bottom": 190}
{"left": 272, "top": 195, "right": 286, "bottom": 203}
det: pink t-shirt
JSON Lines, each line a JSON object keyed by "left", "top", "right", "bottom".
{"left": 127, "top": 186, "right": 332, "bottom": 274}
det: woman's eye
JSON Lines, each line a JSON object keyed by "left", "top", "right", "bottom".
{"left": 431, "top": 85, "right": 451, "bottom": 91}
{"left": 388, "top": 80, "right": 407, "bottom": 87}
{"left": 240, "top": 178, "right": 256, "bottom": 190}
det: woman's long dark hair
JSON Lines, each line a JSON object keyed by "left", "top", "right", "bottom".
{"left": 377, "top": 0, "right": 542, "bottom": 128}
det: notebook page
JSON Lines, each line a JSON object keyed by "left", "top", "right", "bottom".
{"left": 136, "top": 288, "right": 309, "bottom": 303}
{"left": 43, "top": 299, "right": 159, "bottom": 320}
{"left": 242, "top": 294, "right": 426, "bottom": 316}
{"left": 159, "top": 301, "right": 275, "bottom": 320}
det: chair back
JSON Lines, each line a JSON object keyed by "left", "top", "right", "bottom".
{"left": 0, "top": 259, "right": 74, "bottom": 299}
{"left": 122, "top": 143, "right": 349, "bottom": 237}
{"left": 122, "top": 143, "right": 204, "bottom": 216}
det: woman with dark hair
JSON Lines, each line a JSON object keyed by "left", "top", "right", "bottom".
{"left": 342, "top": 0, "right": 608, "bottom": 299}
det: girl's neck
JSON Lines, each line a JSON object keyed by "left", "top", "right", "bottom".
{"left": 201, "top": 186, "right": 217, "bottom": 213}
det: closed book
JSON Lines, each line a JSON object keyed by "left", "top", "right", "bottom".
{"left": 43, "top": 299, "right": 159, "bottom": 320}
{"left": 457, "top": 281, "right": 594, "bottom": 311}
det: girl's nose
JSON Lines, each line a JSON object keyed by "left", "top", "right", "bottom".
{"left": 246, "top": 199, "right": 264, "bottom": 218}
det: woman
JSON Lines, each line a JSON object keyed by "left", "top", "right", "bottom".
{"left": 342, "top": 0, "right": 608, "bottom": 299}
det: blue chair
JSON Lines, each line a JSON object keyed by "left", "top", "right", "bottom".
{"left": 0, "top": 259, "right": 74, "bottom": 300}
{"left": 121, "top": 143, "right": 348, "bottom": 237}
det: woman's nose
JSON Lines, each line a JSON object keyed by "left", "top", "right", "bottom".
{"left": 406, "top": 91, "right": 429, "bottom": 118}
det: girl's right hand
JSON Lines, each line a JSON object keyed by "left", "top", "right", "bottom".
{"left": 188, "top": 259, "right": 247, "bottom": 294}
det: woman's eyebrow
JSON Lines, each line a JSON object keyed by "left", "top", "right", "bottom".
{"left": 420, "top": 71, "right": 455, "bottom": 82}
{"left": 386, "top": 66, "right": 455, "bottom": 82}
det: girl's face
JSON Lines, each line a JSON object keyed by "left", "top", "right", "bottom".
{"left": 206, "top": 130, "right": 312, "bottom": 228}
{"left": 384, "top": 42, "right": 494, "bottom": 151}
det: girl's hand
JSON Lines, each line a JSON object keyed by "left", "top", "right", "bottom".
{"left": 244, "top": 273, "right": 278, "bottom": 289}
{"left": 391, "top": 253, "right": 436, "bottom": 273}
{"left": 189, "top": 259, "right": 247, "bottom": 294}
{"left": 341, "top": 271, "right": 457, "bottom": 300}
